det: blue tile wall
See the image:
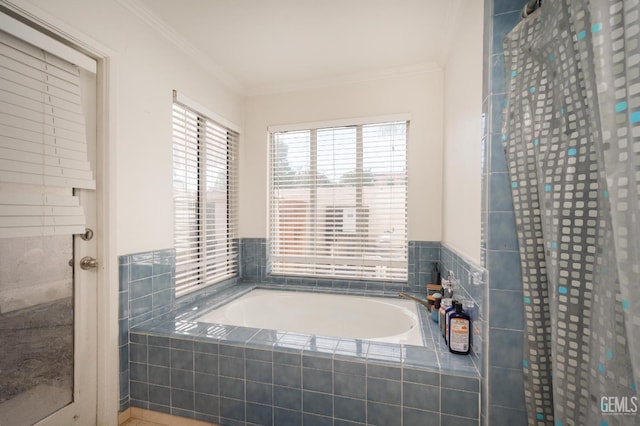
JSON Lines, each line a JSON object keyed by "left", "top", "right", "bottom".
{"left": 240, "top": 238, "right": 440, "bottom": 293}
{"left": 407, "top": 241, "right": 441, "bottom": 290}
{"left": 481, "top": 0, "right": 526, "bottom": 425}
{"left": 118, "top": 249, "right": 176, "bottom": 412}
{"left": 127, "top": 328, "right": 480, "bottom": 426}
{"left": 119, "top": 238, "right": 482, "bottom": 421}
{"left": 173, "top": 276, "right": 240, "bottom": 312}
{"left": 239, "top": 238, "right": 267, "bottom": 283}
{"left": 439, "top": 245, "right": 487, "bottom": 370}
{"left": 119, "top": 240, "right": 483, "bottom": 422}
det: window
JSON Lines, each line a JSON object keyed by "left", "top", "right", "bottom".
{"left": 172, "top": 96, "right": 239, "bottom": 296}
{"left": 269, "top": 119, "right": 408, "bottom": 281}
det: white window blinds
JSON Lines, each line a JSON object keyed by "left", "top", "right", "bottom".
{"left": 172, "top": 99, "right": 239, "bottom": 296}
{"left": 269, "top": 120, "right": 408, "bottom": 281}
{"left": 0, "top": 29, "right": 95, "bottom": 239}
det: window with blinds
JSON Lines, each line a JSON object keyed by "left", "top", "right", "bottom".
{"left": 269, "top": 120, "right": 408, "bottom": 281}
{"left": 0, "top": 29, "right": 95, "bottom": 239}
{"left": 172, "top": 101, "right": 239, "bottom": 296}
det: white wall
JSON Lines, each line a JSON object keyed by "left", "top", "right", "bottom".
{"left": 240, "top": 71, "right": 444, "bottom": 241}
{"left": 25, "top": 0, "right": 244, "bottom": 255}
{"left": 442, "top": 0, "right": 483, "bottom": 263}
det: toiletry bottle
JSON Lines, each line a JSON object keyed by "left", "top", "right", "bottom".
{"left": 439, "top": 298, "right": 452, "bottom": 338}
{"left": 426, "top": 295, "right": 435, "bottom": 312}
{"left": 448, "top": 302, "right": 471, "bottom": 354}
{"left": 444, "top": 299, "right": 458, "bottom": 343}
{"left": 431, "top": 293, "right": 442, "bottom": 323}
{"left": 462, "top": 299, "right": 475, "bottom": 319}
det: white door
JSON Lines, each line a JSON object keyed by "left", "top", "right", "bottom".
{"left": 37, "top": 66, "right": 99, "bottom": 426}
{"left": 0, "top": 26, "right": 98, "bottom": 426}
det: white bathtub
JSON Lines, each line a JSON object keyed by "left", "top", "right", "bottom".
{"left": 196, "top": 289, "right": 424, "bottom": 346}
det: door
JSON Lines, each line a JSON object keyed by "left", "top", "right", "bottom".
{"left": 0, "top": 26, "right": 98, "bottom": 426}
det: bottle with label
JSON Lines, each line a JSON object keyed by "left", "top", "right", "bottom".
{"left": 439, "top": 298, "right": 453, "bottom": 338}
{"left": 431, "top": 293, "right": 442, "bottom": 323}
{"left": 448, "top": 302, "right": 471, "bottom": 355}
{"left": 444, "top": 299, "right": 458, "bottom": 343}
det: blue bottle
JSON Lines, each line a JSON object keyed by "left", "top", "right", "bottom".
{"left": 443, "top": 299, "right": 458, "bottom": 342}
{"left": 448, "top": 302, "right": 471, "bottom": 355}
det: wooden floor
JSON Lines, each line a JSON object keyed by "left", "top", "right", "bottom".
{"left": 121, "top": 419, "right": 165, "bottom": 426}
{"left": 119, "top": 408, "right": 220, "bottom": 426}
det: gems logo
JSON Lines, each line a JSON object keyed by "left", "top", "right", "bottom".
{"left": 601, "top": 396, "right": 639, "bottom": 415}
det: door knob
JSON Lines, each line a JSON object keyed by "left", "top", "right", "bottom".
{"left": 79, "top": 256, "right": 98, "bottom": 270}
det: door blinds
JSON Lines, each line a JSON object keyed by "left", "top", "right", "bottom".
{"left": 269, "top": 120, "right": 408, "bottom": 281}
{"left": 0, "top": 30, "right": 94, "bottom": 239}
{"left": 172, "top": 100, "right": 239, "bottom": 296}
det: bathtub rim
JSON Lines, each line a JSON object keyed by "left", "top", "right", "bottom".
{"left": 131, "top": 282, "right": 480, "bottom": 377}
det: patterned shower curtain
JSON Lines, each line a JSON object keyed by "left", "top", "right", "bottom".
{"left": 502, "top": 0, "right": 639, "bottom": 425}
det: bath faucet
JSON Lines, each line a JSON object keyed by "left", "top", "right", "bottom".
{"left": 398, "top": 292, "right": 430, "bottom": 309}
{"left": 441, "top": 270, "right": 455, "bottom": 297}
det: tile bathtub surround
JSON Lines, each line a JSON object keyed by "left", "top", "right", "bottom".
{"left": 119, "top": 249, "right": 177, "bottom": 412}
{"left": 240, "top": 238, "right": 441, "bottom": 293}
{"left": 126, "top": 327, "right": 480, "bottom": 426}
{"left": 119, "top": 249, "right": 240, "bottom": 412}
{"left": 239, "top": 238, "right": 267, "bottom": 283}
{"left": 407, "top": 241, "right": 441, "bottom": 290}
{"left": 126, "top": 280, "right": 480, "bottom": 424}
{"left": 119, "top": 242, "right": 484, "bottom": 422}
{"left": 439, "top": 244, "right": 486, "bottom": 369}
{"left": 119, "top": 249, "right": 176, "bottom": 327}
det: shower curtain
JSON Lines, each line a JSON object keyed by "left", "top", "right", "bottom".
{"left": 502, "top": 0, "right": 639, "bottom": 425}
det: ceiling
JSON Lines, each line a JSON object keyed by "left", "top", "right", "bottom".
{"left": 130, "top": 0, "right": 465, "bottom": 95}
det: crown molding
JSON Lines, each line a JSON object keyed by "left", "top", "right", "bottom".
{"left": 115, "top": 0, "right": 245, "bottom": 94}
{"left": 0, "top": 0, "right": 116, "bottom": 58}
{"left": 114, "top": 0, "right": 448, "bottom": 98}
{"left": 246, "top": 62, "right": 443, "bottom": 97}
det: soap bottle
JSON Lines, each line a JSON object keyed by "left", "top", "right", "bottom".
{"left": 444, "top": 299, "right": 458, "bottom": 343}
{"left": 448, "top": 302, "right": 471, "bottom": 354}
{"left": 431, "top": 294, "right": 442, "bottom": 323}
{"left": 439, "top": 298, "right": 452, "bottom": 338}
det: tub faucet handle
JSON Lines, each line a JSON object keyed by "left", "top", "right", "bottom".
{"left": 441, "top": 270, "right": 455, "bottom": 295}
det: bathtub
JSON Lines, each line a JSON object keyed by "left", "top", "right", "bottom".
{"left": 195, "top": 289, "right": 424, "bottom": 346}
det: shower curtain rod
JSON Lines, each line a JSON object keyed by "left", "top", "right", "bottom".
{"left": 522, "top": 0, "right": 543, "bottom": 18}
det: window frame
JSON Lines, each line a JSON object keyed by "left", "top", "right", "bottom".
{"left": 268, "top": 115, "right": 409, "bottom": 282}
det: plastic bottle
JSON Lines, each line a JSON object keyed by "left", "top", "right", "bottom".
{"left": 431, "top": 293, "right": 442, "bottom": 323}
{"left": 444, "top": 299, "right": 458, "bottom": 343}
{"left": 462, "top": 299, "right": 475, "bottom": 318}
{"left": 439, "top": 298, "right": 452, "bottom": 338}
{"left": 448, "top": 302, "right": 471, "bottom": 354}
